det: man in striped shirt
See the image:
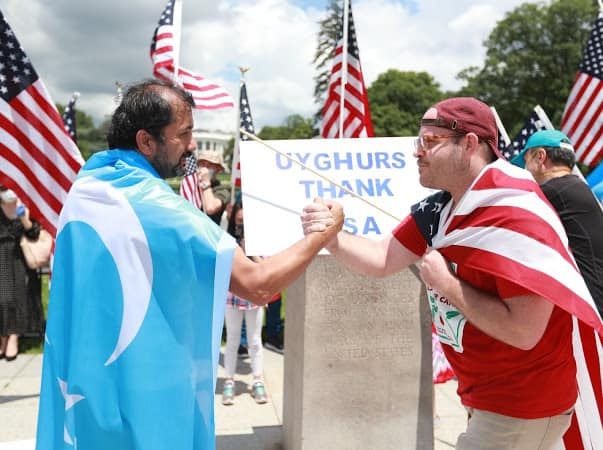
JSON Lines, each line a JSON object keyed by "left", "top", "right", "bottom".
{"left": 302, "top": 97, "right": 601, "bottom": 449}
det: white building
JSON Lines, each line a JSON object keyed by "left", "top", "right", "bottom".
{"left": 193, "top": 129, "right": 233, "bottom": 156}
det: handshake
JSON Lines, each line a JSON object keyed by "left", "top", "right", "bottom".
{"left": 300, "top": 198, "right": 344, "bottom": 247}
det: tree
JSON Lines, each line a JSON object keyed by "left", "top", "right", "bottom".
{"left": 456, "top": 0, "right": 598, "bottom": 137}
{"left": 56, "top": 104, "right": 110, "bottom": 160}
{"left": 367, "top": 70, "right": 444, "bottom": 137}
{"left": 312, "top": 0, "right": 342, "bottom": 119}
{"left": 258, "top": 114, "right": 317, "bottom": 140}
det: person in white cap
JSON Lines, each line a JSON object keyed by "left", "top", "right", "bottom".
{"left": 511, "top": 129, "right": 603, "bottom": 317}
{"left": 0, "top": 187, "right": 44, "bottom": 361}
{"left": 195, "top": 148, "right": 230, "bottom": 224}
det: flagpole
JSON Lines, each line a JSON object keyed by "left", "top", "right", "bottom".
{"left": 172, "top": 0, "right": 183, "bottom": 84}
{"left": 338, "top": 0, "right": 349, "bottom": 138}
{"left": 114, "top": 81, "right": 123, "bottom": 107}
{"left": 535, "top": 105, "right": 554, "bottom": 130}
{"left": 490, "top": 106, "right": 511, "bottom": 148}
{"left": 239, "top": 128, "right": 401, "bottom": 222}
{"left": 231, "top": 67, "right": 249, "bottom": 204}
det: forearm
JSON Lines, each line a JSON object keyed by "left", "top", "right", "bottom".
{"left": 438, "top": 275, "right": 553, "bottom": 350}
{"left": 200, "top": 187, "right": 223, "bottom": 214}
{"left": 230, "top": 223, "right": 342, "bottom": 304}
{"left": 328, "top": 231, "right": 418, "bottom": 278}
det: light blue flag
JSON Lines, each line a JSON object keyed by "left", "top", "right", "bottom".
{"left": 36, "top": 150, "right": 236, "bottom": 450}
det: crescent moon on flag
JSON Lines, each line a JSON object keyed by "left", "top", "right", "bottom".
{"left": 57, "top": 177, "right": 153, "bottom": 366}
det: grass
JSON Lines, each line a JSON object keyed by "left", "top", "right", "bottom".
{"left": 21, "top": 273, "right": 49, "bottom": 354}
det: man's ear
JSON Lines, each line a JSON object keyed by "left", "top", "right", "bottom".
{"left": 535, "top": 147, "right": 548, "bottom": 165}
{"left": 135, "top": 129, "right": 156, "bottom": 157}
{"left": 464, "top": 132, "right": 480, "bottom": 154}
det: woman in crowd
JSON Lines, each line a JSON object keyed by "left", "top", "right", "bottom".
{"left": 0, "top": 187, "right": 44, "bottom": 361}
{"left": 221, "top": 200, "right": 268, "bottom": 405}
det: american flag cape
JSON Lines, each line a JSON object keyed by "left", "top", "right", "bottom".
{"left": 36, "top": 150, "right": 236, "bottom": 450}
{"left": 412, "top": 159, "right": 603, "bottom": 448}
{"left": 150, "top": 0, "right": 234, "bottom": 110}
{"left": 0, "top": 11, "right": 83, "bottom": 237}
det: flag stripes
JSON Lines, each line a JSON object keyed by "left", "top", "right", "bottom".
{"left": 0, "top": 78, "right": 82, "bottom": 236}
{"left": 320, "top": 0, "right": 373, "bottom": 139}
{"left": 433, "top": 162, "right": 601, "bottom": 334}
{"left": 179, "top": 171, "right": 201, "bottom": 209}
{"left": 561, "top": 13, "right": 603, "bottom": 168}
{"left": 150, "top": 0, "right": 234, "bottom": 110}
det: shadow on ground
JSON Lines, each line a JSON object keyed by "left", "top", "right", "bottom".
{"left": 216, "top": 425, "right": 283, "bottom": 450}
{"left": 0, "top": 394, "right": 39, "bottom": 405}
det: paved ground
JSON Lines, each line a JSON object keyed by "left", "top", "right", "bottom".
{"left": 0, "top": 349, "right": 466, "bottom": 449}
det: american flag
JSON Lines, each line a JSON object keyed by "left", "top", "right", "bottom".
{"left": 231, "top": 81, "right": 255, "bottom": 190}
{"left": 179, "top": 152, "right": 201, "bottom": 209}
{"left": 561, "top": 12, "right": 603, "bottom": 168}
{"left": 320, "top": 0, "right": 374, "bottom": 138}
{"left": 499, "top": 105, "right": 552, "bottom": 161}
{"left": 62, "top": 92, "right": 79, "bottom": 144}
{"left": 150, "top": 0, "right": 234, "bottom": 110}
{"left": 0, "top": 11, "right": 83, "bottom": 237}
{"left": 413, "top": 160, "right": 603, "bottom": 448}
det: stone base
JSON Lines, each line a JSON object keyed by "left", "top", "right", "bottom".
{"left": 283, "top": 255, "right": 433, "bottom": 450}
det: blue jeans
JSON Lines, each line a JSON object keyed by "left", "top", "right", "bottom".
{"left": 265, "top": 296, "right": 282, "bottom": 338}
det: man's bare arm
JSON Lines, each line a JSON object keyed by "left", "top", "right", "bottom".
{"left": 301, "top": 200, "right": 420, "bottom": 278}
{"left": 228, "top": 202, "right": 343, "bottom": 305}
{"left": 420, "top": 248, "right": 553, "bottom": 350}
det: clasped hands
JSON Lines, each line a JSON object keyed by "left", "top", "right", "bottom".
{"left": 300, "top": 198, "right": 344, "bottom": 246}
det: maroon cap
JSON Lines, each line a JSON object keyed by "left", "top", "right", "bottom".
{"left": 421, "top": 97, "right": 501, "bottom": 159}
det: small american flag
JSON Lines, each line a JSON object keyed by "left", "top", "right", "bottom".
{"left": 0, "top": 11, "right": 83, "bottom": 237}
{"left": 320, "top": 0, "right": 374, "bottom": 139}
{"left": 150, "top": 0, "right": 234, "bottom": 110}
{"left": 62, "top": 92, "right": 79, "bottom": 144}
{"left": 231, "top": 81, "right": 255, "bottom": 190}
{"left": 179, "top": 152, "right": 201, "bottom": 209}
{"left": 561, "top": 12, "right": 603, "bottom": 168}
{"left": 500, "top": 106, "right": 552, "bottom": 161}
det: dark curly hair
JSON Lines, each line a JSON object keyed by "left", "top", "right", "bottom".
{"left": 107, "top": 79, "right": 194, "bottom": 150}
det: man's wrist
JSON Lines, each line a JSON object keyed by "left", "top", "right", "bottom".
{"left": 200, "top": 181, "right": 211, "bottom": 191}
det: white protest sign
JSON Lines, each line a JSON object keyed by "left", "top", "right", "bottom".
{"left": 239, "top": 137, "right": 433, "bottom": 256}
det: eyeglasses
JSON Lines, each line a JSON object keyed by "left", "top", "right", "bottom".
{"left": 414, "top": 134, "right": 465, "bottom": 151}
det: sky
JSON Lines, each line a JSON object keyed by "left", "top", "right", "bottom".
{"left": 1, "top": 0, "right": 529, "bottom": 135}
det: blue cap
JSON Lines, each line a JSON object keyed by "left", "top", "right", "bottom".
{"left": 510, "top": 130, "right": 574, "bottom": 168}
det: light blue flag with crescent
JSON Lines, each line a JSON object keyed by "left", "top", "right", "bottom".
{"left": 36, "top": 150, "right": 236, "bottom": 450}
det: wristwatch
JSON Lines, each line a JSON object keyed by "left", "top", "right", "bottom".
{"left": 200, "top": 181, "right": 211, "bottom": 191}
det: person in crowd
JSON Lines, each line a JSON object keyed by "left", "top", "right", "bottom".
{"left": 264, "top": 292, "right": 284, "bottom": 354}
{"left": 36, "top": 79, "right": 342, "bottom": 450}
{"left": 0, "top": 187, "right": 44, "bottom": 362}
{"left": 511, "top": 129, "right": 603, "bottom": 317}
{"left": 195, "top": 148, "right": 230, "bottom": 225}
{"left": 222, "top": 201, "right": 267, "bottom": 405}
{"left": 301, "top": 97, "right": 601, "bottom": 449}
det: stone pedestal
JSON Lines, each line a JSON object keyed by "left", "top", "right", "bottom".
{"left": 283, "top": 256, "right": 433, "bottom": 450}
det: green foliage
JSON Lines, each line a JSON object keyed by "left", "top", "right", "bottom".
{"left": 368, "top": 70, "right": 444, "bottom": 137}
{"left": 313, "top": 0, "right": 342, "bottom": 117}
{"left": 456, "top": 0, "right": 598, "bottom": 136}
{"left": 258, "top": 114, "right": 317, "bottom": 140}
{"left": 56, "top": 103, "right": 111, "bottom": 160}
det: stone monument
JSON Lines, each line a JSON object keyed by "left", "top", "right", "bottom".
{"left": 283, "top": 255, "right": 433, "bottom": 450}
